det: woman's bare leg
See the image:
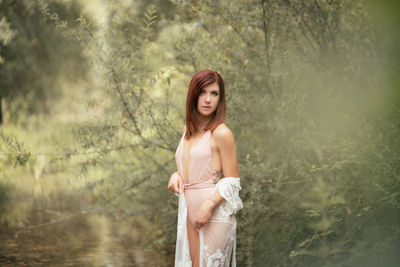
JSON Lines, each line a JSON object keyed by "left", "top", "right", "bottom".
{"left": 187, "top": 218, "right": 200, "bottom": 267}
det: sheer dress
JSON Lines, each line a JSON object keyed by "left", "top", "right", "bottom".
{"left": 174, "top": 129, "right": 243, "bottom": 267}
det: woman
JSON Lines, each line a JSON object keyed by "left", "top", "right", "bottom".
{"left": 168, "top": 70, "right": 243, "bottom": 267}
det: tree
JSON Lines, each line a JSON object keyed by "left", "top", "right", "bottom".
{"left": 0, "top": 0, "right": 88, "bottom": 124}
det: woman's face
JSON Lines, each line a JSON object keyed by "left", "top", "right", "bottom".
{"left": 197, "top": 82, "right": 220, "bottom": 118}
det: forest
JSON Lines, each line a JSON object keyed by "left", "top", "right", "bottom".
{"left": 0, "top": 0, "right": 399, "bottom": 266}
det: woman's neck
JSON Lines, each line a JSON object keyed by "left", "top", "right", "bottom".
{"left": 198, "top": 115, "right": 212, "bottom": 128}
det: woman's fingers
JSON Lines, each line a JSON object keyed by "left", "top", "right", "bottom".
{"left": 195, "top": 221, "right": 204, "bottom": 230}
{"left": 194, "top": 217, "right": 207, "bottom": 230}
{"left": 177, "top": 178, "right": 182, "bottom": 193}
{"left": 168, "top": 185, "right": 175, "bottom": 193}
{"left": 168, "top": 172, "right": 185, "bottom": 194}
{"left": 168, "top": 178, "right": 175, "bottom": 192}
{"left": 172, "top": 180, "right": 178, "bottom": 193}
{"left": 168, "top": 172, "right": 181, "bottom": 194}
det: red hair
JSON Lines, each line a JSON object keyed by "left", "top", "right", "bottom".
{"left": 185, "top": 70, "right": 226, "bottom": 139}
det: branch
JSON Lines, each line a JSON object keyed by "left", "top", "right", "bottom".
{"left": 14, "top": 210, "right": 83, "bottom": 238}
{"left": 260, "top": 0, "right": 271, "bottom": 70}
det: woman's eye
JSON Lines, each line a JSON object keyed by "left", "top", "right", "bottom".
{"left": 212, "top": 92, "right": 218, "bottom": 96}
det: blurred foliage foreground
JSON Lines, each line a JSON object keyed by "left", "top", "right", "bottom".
{"left": 0, "top": 0, "right": 399, "bottom": 266}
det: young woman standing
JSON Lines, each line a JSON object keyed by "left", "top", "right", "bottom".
{"left": 168, "top": 70, "right": 243, "bottom": 266}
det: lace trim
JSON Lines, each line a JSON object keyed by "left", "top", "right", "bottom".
{"left": 203, "top": 224, "right": 236, "bottom": 267}
{"left": 214, "top": 177, "right": 243, "bottom": 217}
{"left": 204, "top": 246, "right": 226, "bottom": 267}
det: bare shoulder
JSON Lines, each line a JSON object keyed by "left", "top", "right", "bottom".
{"left": 213, "top": 123, "right": 235, "bottom": 148}
{"left": 214, "top": 123, "right": 232, "bottom": 136}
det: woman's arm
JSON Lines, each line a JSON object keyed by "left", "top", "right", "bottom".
{"left": 194, "top": 125, "right": 242, "bottom": 229}
{"left": 167, "top": 124, "right": 186, "bottom": 194}
{"left": 206, "top": 125, "right": 239, "bottom": 208}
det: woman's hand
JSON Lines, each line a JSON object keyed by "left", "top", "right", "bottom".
{"left": 168, "top": 171, "right": 183, "bottom": 194}
{"left": 194, "top": 199, "right": 216, "bottom": 231}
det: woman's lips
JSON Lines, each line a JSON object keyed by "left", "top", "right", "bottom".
{"left": 203, "top": 106, "right": 211, "bottom": 109}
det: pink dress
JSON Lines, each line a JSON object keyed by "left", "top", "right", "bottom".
{"left": 174, "top": 129, "right": 243, "bottom": 267}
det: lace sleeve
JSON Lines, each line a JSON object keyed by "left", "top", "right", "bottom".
{"left": 215, "top": 177, "right": 243, "bottom": 216}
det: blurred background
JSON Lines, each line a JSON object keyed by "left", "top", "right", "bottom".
{"left": 0, "top": 0, "right": 399, "bottom": 266}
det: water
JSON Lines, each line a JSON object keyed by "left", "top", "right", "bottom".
{"left": 0, "top": 213, "right": 171, "bottom": 266}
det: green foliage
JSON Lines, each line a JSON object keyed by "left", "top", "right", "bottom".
{"left": 0, "top": 0, "right": 88, "bottom": 122}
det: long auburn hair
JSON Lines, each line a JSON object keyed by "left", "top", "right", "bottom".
{"left": 185, "top": 69, "right": 226, "bottom": 139}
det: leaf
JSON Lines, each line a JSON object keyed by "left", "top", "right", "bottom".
{"left": 289, "top": 249, "right": 314, "bottom": 258}
{"left": 305, "top": 209, "right": 320, "bottom": 217}
{"left": 298, "top": 238, "right": 311, "bottom": 248}
{"left": 313, "top": 217, "right": 332, "bottom": 231}
{"left": 362, "top": 206, "right": 370, "bottom": 211}
{"left": 330, "top": 195, "right": 345, "bottom": 205}
{"left": 378, "top": 192, "right": 399, "bottom": 202}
